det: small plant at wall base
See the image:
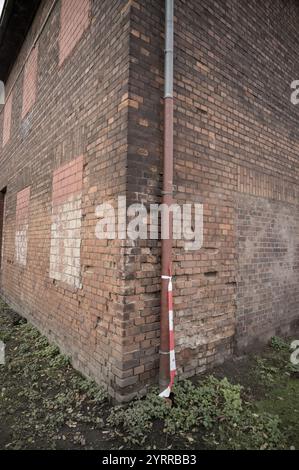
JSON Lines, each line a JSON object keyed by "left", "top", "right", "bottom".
{"left": 108, "top": 377, "right": 284, "bottom": 449}
{"left": 270, "top": 336, "right": 290, "bottom": 352}
{"left": 1, "top": 298, "right": 298, "bottom": 450}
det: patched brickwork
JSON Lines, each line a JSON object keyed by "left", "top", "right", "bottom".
{"left": 238, "top": 167, "right": 299, "bottom": 205}
{"left": 22, "top": 46, "right": 38, "bottom": 118}
{"left": 237, "top": 165, "right": 299, "bottom": 350}
{"left": 15, "top": 187, "right": 31, "bottom": 266}
{"left": 236, "top": 193, "right": 299, "bottom": 351}
{"left": 2, "top": 93, "right": 12, "bottom": 147}
{"left": 59, "top": 0, "right": 90, "bottom": 66}
{"left": 50, "top": 156, "right": 83, "bottom": 288}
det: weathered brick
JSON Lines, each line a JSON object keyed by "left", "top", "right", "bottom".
{"left": 0, "top": 0, "right": 298, "bottom": 402}
{"left": 0, "top": 0, "right": 130, "bottom": 401}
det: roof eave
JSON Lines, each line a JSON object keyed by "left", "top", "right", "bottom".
{"left": 0, "top": 0, "right": 41, "bottom": 82}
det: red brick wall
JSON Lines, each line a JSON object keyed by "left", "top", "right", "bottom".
{"left": 15, "top": 187, "right": 30, "bottom": 225}
{"left": 0, "top": 0, "right": 299, "bottom": 401}
{"left": 52, "top": 156, "right": 83, "bottom": 207}
{"left": 22, "top": 46, "right": 38, "bottom": 118}
{"left": 0, "top": 0, "right": 131, "bottom": 401}
{"left": 124, "top": 0, "right": 299, "bottom": 392}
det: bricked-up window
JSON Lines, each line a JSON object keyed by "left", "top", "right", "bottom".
{"left": 22, "top": 46, "right": 38, "bottom": 118}
{"left": 15, "top": 187, "right": 31, "bottom": 266}
{"left": 2, "top": 93, "right": 12, "bottom": 147}
{"left": 49, "top": 156, "right": 83, "bottom": 289}
{"left": 0, "top": 189, "right": 6, "bottom": 269}
{"left": 59, "top": 0, "right": 91, "bottom": 66}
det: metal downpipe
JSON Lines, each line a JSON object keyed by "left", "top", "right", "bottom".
{"left": 159, "top": 0, "right": 174, "bottom": 394}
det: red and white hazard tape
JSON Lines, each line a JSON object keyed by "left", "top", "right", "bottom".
{"left": 159, "top": 273, "right": 177, "bottom": 398}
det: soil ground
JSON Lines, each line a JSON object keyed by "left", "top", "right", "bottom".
{"left": 0, "top": 297, "right": 299, "bottom": 450}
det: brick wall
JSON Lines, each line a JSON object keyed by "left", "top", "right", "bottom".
{"left": 0, "top": 0, "right": 298, "bottom": 401}
{"left": 124, "top": 0, "right": 299, "bottom": 392}
{"left": 0, "top": 0, "right": 131, "bottom": 400}
{"left": 236, "top": 192, "right": 299, "bottom": 350}
{"left": 236, "top": 166, "right": 299, "bottom": 348}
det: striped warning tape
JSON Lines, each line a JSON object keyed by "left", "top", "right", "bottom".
{"left": 159, "top": 272, "right": 177, "bottom": 398}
